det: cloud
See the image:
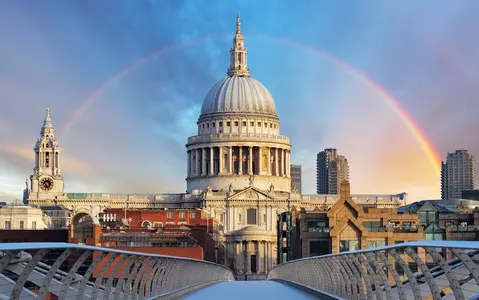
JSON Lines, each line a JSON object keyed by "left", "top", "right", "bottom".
{"left": 1, "top": 1, "right": 478, "bottom": 203}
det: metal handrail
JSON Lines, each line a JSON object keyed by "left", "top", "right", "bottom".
{"left": 0, "top": 242, "right": 234, "bottom": 300}
{"left": 268, "top": 240, "right": 479, "bottom": 300}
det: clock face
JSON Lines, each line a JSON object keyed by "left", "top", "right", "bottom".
{"left": 40, "top": 177, "right": 54, "bottom": 191}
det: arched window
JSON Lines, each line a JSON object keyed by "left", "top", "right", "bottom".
{"left": 141, "top": 220, "right": 152, "bottom": 228}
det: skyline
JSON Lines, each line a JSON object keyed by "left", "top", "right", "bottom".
{"left": 1, "top": 1, "right": 479, "bottom": 202}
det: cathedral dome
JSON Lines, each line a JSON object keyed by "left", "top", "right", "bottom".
{"left": 200, "top": 75, "right": 277, "bottom": 117}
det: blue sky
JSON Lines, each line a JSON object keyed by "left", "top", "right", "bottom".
{"left": 1, "top": 0, "right": 478, "bottom": 202}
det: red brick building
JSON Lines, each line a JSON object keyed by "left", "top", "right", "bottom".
{"left": 69, "top": 209, "right": 219, "bottom": 262}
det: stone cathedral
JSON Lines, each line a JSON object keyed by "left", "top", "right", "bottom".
{"left": 27, "top": 15, "right": 406, "bottom": 279}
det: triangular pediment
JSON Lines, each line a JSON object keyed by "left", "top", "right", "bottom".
{"left": 227, "top": 186, "right": 275, "bottom": 201}
{"left": 328, "top": 196, "right": 362, "bottom": 218}
{"left": 418, "top": 201, "right": 437, "bottom": 213}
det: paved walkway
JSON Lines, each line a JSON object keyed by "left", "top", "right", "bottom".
{"left": 183, "top": 281, "right": 317, "bottom": 299}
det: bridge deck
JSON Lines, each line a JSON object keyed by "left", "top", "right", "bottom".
{"left": 184, "top": 281, "right": 317, "bottom": 299}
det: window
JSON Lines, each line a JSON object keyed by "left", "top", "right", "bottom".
{"left": 212, "top": 122, "right": 216, "bottom": 127}
{"left": 226, "top": 121, "right": 231, "bottom": 126}
{"left": 179, "top": 212, "right": 185, "bottom": 219}
{"left": 307, "top": 221, "right": 329, "bottom": 232}
{"left": 167, "top": 212, "right": 173, "bottom": 219}
{"left": 340, "top": 240, "right": 359, "bottom": 252}
{"left": 247, "top": 209, "right": 257, "bottom": 225}
{"left": 258, "top": 122, "right": 261, "bottom": 127}
{"left": 419, "top": 211, "right": 436, "bottom": 227}
{"left": 363, "top": 221, "right": 382, "bottom": 232}
{"left": 309, "top": 240, "right": 330, "bottom": 257}
{"left": 234, "top": 121, "right": 239, "bottom": 126}
{"left": 366, "top": 240, "right": 385, "bottom": 249}
{"left": 19, "top": 221, "right": 24, "bottom": 230}
{"left": 219, "top": 121, "right": 223, "bottom": 127}
{"left": 250, "top": 121, "right": 254, "bottom": 126}
{"left": 274, "top": 124, "right": 276, "bottom": 129}
{"left": 242, "top": 121, "right": 247, "bottom": 126}
{"left": 190, "top": 212, "right": 196, "bottom": 218}
{"left": 270, "top": 123, "right": 272, "bottom": 128}
{"left": 5, "top": 221, "right": 11, "bottom": 230}
{"left": 264, "top": 123, "right": 267, "bottom": 127}
{"left": 202, "top": 124, "right": 205, "bottom": 128}
{"left": 32, "top": 221, "right": 37, "bottom": 230}
{"left": 207, "top": 123, "right": 210, "bottom": 128}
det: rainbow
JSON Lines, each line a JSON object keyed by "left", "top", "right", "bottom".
{"left": 59, "top": 34, "right": 441, "bottom": 173}
{"left": 59, "top": 33, "right": 230, "bottom": 138}
{"left": 259, "top": 36, "right": 442, "bottom": 173}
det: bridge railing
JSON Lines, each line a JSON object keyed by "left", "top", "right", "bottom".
{"left": 267, "top": 240, "right": 479, "bottom": 300}
{"left": 0, "top": 242, "right": 234, "bottom": 300}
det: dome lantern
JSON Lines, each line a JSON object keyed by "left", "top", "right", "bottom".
{"left": 227, "top": 13, "right": 250, "bottom": 77}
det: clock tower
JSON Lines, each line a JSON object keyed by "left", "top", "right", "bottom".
{"left": 29, "top": 108, "right": 65, "bottom": 200}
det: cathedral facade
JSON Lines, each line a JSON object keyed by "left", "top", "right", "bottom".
{"left": 27, "top": 15, "right": 407, "bottom": 279}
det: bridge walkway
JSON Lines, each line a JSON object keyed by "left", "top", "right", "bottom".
{"left": 183, "top": 281, "right": 318, "bottom": 300}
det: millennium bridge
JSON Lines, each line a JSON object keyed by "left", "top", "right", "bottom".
{"left": 0, "top": 241, "right": 478, "bottom": 299}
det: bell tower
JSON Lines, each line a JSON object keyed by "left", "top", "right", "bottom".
{"left": 29, "top": 108, "right": 64, "bottom": 200}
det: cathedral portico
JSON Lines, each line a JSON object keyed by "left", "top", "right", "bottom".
{"left": 227, "top": 226, "right": 277, "bottom": 279}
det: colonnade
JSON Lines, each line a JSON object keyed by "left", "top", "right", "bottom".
{"left": 232, "top": 240, "right": 274, "bottom": 275}
{"left": 37, "top": 150, "right": 60, "bottom": 169}
{"left": 187, "top": 146, "right": 290, "bottom": 178}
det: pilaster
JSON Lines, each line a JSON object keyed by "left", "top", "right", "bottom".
{"left": 267, "top": 148, "right": 271, "bottom": 175}
{"left": 274, "top": 148, "right": 278, "bottom": 176}
{"left": 209, "top": 147, "right": 214, "bottom": 175}
{"left": 238, "top": 147, "right": 243, "bottom": 175}
{"left": 248, "top": 146, "right": 253, "bottom": 175}
{"left": 228, "top": 147, "right": 233, "bottom": 174}
{"left": 201, "top": 148, "right": 206, "bottom": 176}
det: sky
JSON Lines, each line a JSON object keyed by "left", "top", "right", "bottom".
{"left": 1, "top": 0, "right": 478, "bottom": 203}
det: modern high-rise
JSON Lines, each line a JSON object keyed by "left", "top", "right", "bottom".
{"left": 316, "top": 149, "right": 349, "bottom": 194}
{"left": 441, "top": 150, "right": 476, "bottom": 199}
{"left": 290, "top": 165, "right": 302, "bottom": 193}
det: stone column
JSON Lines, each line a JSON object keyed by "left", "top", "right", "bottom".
{"left": 187, "top": 151, "right": 191, "bottom": 177}
{"left": 209, "top": 147, "right": 214, "bottom": 175}
{"left": 267, "top": 148, "right": 271, "bottom": 175}
{"left": 245, "top": 241, "right": 251, "bottom": 275}
{"left": 238, "top": 147, "right": 243, "bottom": 175}
{"left": 195, "top": 149, "right": 200, "bottom": 177}
{"left": 248, "top": 146, "right": 253, "bottom": 175}
{"left": 256, "top": 241, "right": 261, "bottom": 275}
{"left": 287, "top": 151, "right": 291, "bottom": 177}
{"left": 236, "top": 241, "right": 242, "bottom": 274}
{"left": 258, "top": 147, "right": 262, "bottom": 175}
{"left": 280, "top": 149, "right": 284, "bottom": 176}
{"left": 201, "top": 148, "right": 206, "bottom": 176}
{"left": 274, "top": 148, "right": 279, "bottom": 176}
{"left": 232, "top": 206, "right": 236, "bottom": 231}
{"left": 219, "top": 147, "right": 223, "bottom": 174}
{"left": 228, "top": 147, "right": 233, "bottom": 174}
{"left": 269, "top": 241, "right": 274, "bottom": 268}
{"left": 265, "top": 242, "right": 269, "bottom": 272}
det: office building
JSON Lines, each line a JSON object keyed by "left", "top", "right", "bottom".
{"left": 316, "top": 148, "right": 349, "bottom": 194}
{"left": 290, "top": 164, "right": 302, "bottom": 193}
{"left": 441, "top": 150, "right": 476, "bottom": 199}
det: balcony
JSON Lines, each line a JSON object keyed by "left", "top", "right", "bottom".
{"left": 187, "top": 133, "right": 290, "bottom": 145}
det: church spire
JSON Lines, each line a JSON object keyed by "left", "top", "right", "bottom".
{"left": 40, "top": 108, "right": 55, "bottom": 137}
{"left": 227, "top": 13, "right": 250, "bottom": 77}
